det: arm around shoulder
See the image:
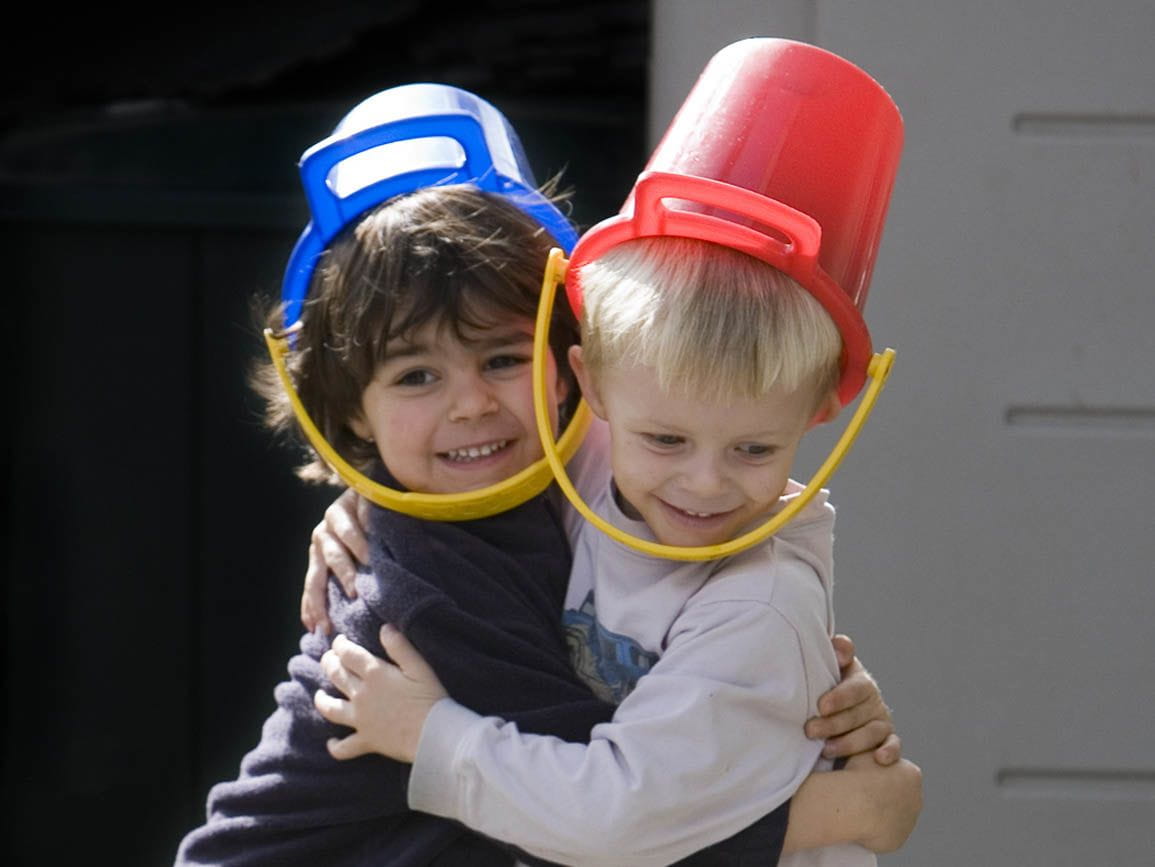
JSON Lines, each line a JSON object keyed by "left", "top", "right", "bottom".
{"left": 407, "top": 599, "right": 829, "bottom": 865}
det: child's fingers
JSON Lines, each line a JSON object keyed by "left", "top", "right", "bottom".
{"left": 808, "top": 671, "right": 891, "bottom": 738}
{"left": 302, "top": 543, "right": 333, "bottom": 634}
{"left": 871, "top": 732, "right": 903, "bottom": 766}
{"left": 821, "top": 719, "right": 896, "bottom": 760}
{"left": 816, "top": 675, "right": 865, "bottom": 717}
{"left": 831, "top": 633, "right": 856, "bottom": 670}
{"left": 320, "top": 649, "right": 360, "bottom": 697}
{"left": 314, "top": 689, "right": 351, "bottom": 726}
{"left": 328, "top": 490, "right": 372, "bottom": 567}
{"left": 810, "top": 687, "right": 890, "bottom": 739}
{"left": 330, "top": 633, "right": 380, "bottom": 677}
{"left": 327, "top": 734, "right": 372, "bottom": 761}
{"left": 301, "top": 595, "right": 324, "bottom": 635}
{"left": 353, "top": 495, "right": 373, "bottom": 556}
{"left": 313, "top": 527, "right": 359, "bottom": 598}
{"left": 817, "top": 662, "right": 878, "bottom": 717}
{"left": 378, "top": 625, "right": 438, "bottom": 683}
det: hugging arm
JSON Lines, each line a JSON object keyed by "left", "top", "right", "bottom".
{"left": 305, "top": 489, "right": 903, "bottom": 763}
{"left": 319, "top": 600, "right": 922, "bottom": 865}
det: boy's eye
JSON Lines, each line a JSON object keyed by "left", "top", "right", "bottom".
{"left": 395, "top": 369, "right": 437, "bottom": 387}
{"left": 486, "top": 353, "right": 529, "bottom": 371}
{"left": 737, "top": 443, "right": 776, "bottom": 458}
{"left": 645, "top": 433, "right": 684, "bottom": 448}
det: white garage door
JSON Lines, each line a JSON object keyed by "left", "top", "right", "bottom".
{"left": 650, "top": 2, "right": 1155, "bottom": 864}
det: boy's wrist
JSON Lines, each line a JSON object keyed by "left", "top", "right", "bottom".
{"left": 407, "top": 698, "right": 484, "bottom": 816}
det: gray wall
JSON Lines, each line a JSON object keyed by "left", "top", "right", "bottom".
{"left": 650, "top": 1, "right": 1155, "bottom": 864}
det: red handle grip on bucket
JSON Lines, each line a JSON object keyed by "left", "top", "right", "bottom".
{"left": 631, "top": 171, "right": 823, "bottom": 276}
{"left": 565, "top": 168, "right": 872, "bottom": 406}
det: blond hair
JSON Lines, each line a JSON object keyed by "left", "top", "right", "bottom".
{"left": 576, "top": 237, "right": 842, "bottom": 408}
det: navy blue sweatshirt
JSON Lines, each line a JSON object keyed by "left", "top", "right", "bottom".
{"left": 175, "top": 483, "right": 788, "bottom": 865}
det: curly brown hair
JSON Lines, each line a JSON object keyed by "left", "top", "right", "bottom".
{"left": 251, "top": 184, "right": 580, "bottom": 485}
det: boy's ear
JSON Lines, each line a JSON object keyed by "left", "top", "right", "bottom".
{"left": 348, "top": 412, "right": 373, "bottom": 442}
{"left": 553, "top": 353, "right": 571, "bottom": 407}
{"left": 568, "top": 345, "right": 607, "bottom": 419}
{"left": 808, "top": 391, "right": 843, "bottom": 429}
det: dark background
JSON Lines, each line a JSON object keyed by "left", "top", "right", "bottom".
{"left": 1, "top": 3, "right": 649, "bottom": 863}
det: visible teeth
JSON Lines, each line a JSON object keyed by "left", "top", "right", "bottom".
{"left": 678, "top": 507, "right": 718, "bottom": 518}
{"left": 444, "top": 440, "right": 509, "bottom": 462}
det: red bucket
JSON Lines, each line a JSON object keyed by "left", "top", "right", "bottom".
{"left": 566, "top": 38, "right": 904, "bottom": 404}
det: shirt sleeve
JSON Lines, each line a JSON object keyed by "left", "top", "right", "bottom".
{"left": 409, "top": 593, "right": 828, "bottom": 867}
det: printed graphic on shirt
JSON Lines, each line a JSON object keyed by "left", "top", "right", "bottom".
{"left": 563, "top": 592, "right": 659, "bottom": 704}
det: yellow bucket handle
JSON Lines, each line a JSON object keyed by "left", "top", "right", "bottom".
{"left": 265, "top": 325, "right": 591, "bottom": 521}
{"left": 532, "top": 247, "right": 895, "bottom": 561}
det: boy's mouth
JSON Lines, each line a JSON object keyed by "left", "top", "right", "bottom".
{"left": 660, "top": 499, "right": 738, "bottom": 523}
{"left": 440, "top": 439, "right": 511, "bottom": 463}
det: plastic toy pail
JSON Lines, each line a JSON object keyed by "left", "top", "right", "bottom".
{"left": 281, "top": 83, "right": 577, "bottom": 328}
{"left": 566, "top": 38, "right": 904, "bottom": 404}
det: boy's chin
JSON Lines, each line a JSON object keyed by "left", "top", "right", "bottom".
{"left": 654, "top": 529, "right": 739, "bottom": 548}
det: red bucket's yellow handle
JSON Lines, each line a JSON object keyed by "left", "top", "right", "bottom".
{"left": 533, "top": 247, "right": 895, "bottom": 561}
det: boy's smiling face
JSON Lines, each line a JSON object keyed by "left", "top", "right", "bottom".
{"left": 350, "top": 316, "right": 566, "bottom": 495}
{"left": 571, "top": 347, "right": 834, "bottom": 548}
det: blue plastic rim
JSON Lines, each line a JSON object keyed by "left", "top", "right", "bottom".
{"left": 281, "top": 83, "right": 579, "bottom": 328}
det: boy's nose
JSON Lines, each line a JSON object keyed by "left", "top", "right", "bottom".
{"left": 447, "top": 376, "right": 500, "bottom": 421}
{"left": 678, "top": 454, "right": 729, "bottom": 500}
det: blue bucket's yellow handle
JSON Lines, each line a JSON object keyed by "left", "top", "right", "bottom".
{"left": 265, "top": 324, "right": 590, "bottom": 521}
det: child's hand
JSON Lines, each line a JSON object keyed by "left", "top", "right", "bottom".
{"left": 314, "top": 627, "right": 447, "bottom": 764}
{"left": 843, "top": 752, "right": 923, "bottom": 853}
{"left": 302, "top": 488, "right": 372, "bottom": 634}
{"left": 805, "top": 633, "right": 901, "bottom": 765}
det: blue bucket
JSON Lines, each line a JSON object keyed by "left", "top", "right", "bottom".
{"left": 281, "top": 83, "right": 578, "bottom": 327}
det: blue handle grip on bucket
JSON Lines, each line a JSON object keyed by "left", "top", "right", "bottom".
{"left": 281, "top": 83, "right": 578, "bottom": 328}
